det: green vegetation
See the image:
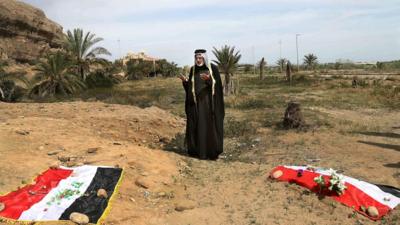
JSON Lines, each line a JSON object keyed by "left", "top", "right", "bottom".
{"left": 303, "top": 53, "right": 318, "bottom": 70}
{"left": 64, "top": 28, "right": 111, "bottom": 80}
{"left": 276, "top": 58, "right": 287, "bottom": 73}
{"left": 29, "top": 52, "right": 86, "bottom": 97}
{"left": 0, "top": 61, "right": 28, "bottom": 102}
{"left": 212, "top": 45, "right": 242, "bottom": 95}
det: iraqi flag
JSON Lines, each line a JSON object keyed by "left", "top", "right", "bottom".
{"left": 270, "top": 165, "right": 400, "bottom": 220}
{"left": 0, "top": 165, "right": 123, "bottom": 224}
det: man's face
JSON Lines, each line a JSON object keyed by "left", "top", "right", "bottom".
{"left": 195, "top": 54, "right": 205, "bottom": 66}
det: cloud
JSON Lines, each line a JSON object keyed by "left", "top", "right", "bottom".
{"left": 22, "top": 0, "right": 400, "bottom": 65}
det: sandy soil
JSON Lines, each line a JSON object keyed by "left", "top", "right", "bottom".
{"left": 0, "top": 101, "right": 399, "bottom": 225}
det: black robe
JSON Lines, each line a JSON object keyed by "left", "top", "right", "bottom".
{"left": 182, "top": 63, "right": 225, "bottom": 160}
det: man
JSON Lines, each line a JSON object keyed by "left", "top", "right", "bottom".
{"left": 179, "top": 49, "right": 225, "bottom": 160}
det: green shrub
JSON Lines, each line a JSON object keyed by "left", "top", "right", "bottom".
{"left": 224, "top": 117, "right": 256, "bottom": 138}
{"left": 85, "top": 70, "right": 123, "bottom": 88}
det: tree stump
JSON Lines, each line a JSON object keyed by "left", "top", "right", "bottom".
{"left": 282, "top": 102, "right": 305, "bottom": 129}
{"left": 286, "top": 61, "right": 292, "bottom": 84}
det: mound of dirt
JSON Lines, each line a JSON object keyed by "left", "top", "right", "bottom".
{"left": 0, "top": 101, "right": 189, "bottom": 224}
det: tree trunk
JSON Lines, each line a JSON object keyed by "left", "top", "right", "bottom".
{"left": 0, "top": 87, "right": 5, "bottom": 100}
{"left": 259, "top": 58, "right": 265, "bottom": 80}
{"left": 80, "top": 66, "right": 85, "bottom": 81}
{"left": 286, "top": 62, "right": 292, "bottom": 85}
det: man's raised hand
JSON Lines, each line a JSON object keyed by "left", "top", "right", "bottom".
{"left": 179, "top": 74, "right": 188, "bottom": 82}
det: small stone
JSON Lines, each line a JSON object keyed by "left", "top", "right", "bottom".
{"left": 58, "top": 155, "right": 70, "bottom": 162}
{"left": 15, "top": 130, "right": 29, "bottom": 135}
{"left": 0, "top": 202, "right": 5, "bottom": 212}
{"left": 97, "top": 189, "right": 108, "bottom": 198}
{"left": 47, "top": 150, "right": 61, "bottom": 156}
{"left": 253, "top": 138, "right": 261, "bottom": 143}
{"left": 49, "top": 162, "right": 60, "bottom": 169}
{"left": 113, "top": 142, "right": 122, "bottom": 145}
{"left": 66, "top": 161, "right": 76, "bottom": 167}
{"left": 367, "top": 206, "right": 379, "bottom": 218}
{"left": 158, "top": 192, "right": 166, "bottom": 197}
{"left": 159, "top": 137, "right": 169, "bottom": 143}
{"left": 38, "top": 146, "right": 45, "bottom": 150}
{"left": 130, "top": 197, "right": 136, "bottom": 202}
{"left": 87, "top": 147, "right": 99, "bottom": 154}
{"left": 272, "top": 170, "right": 283, "bottom": 179}
{"left": 175, "top": 201, "right": 196, "bottom": 212}
{"left": 135, "top": 177, "right": 151, "bottom": 189}
{"left": 140, "top": 172, "right": 149, "bottom": 177}
{"left": 69, "top": 212, "right": 89, "bottom": 224}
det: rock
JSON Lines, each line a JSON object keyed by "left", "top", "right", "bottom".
{"left": 69, "top": 212, "right": 89, "bottom": 225}
{"left": 0, "top": 0, "right": 63, "bottom": 64}
{"left": 38, "top": 146, "right": 45, "bottom": 150}
{"left": 140, "top": 172, "right": 149, "bottom": 177}
{"left": 175, "top": 200, "right": 196, "bottom": 212}
{"left": 157, "top": 192, "right": 166, "bottom": 197}
{"left": 87, "top": 147, "right": 99, "bottom": 154}
{"left": 66, "top": 161, "right": 76, "bottom": 167}
{"left": 0, "top": 202, "right": 5, "bottom": 212}
{"left": 97, "top": 189, "right": 108, "bottom": 198}
{"left": 367, "top": 206, "right": 379, "bottom": 218}
{"left": 15, "top": 130, "right": 29, "bottom": 135}
{"left": 49, "top": 162, "right": 60, "bottom": 169}
{"left": 47, "top": 150, "right": 62, "bottom": 156}
{"left": 113, "top": 142, "right": 122, "bottom": 145}
{"left": 58, "top": 155, "right": 70, "bottom": 162}
{"left": 159, "top": 137, "right": 169, "bottom": 143}
{"left": 272, "top": 170, "right": 283, "bottom": 179}
{"left": 135, "top": 177, "right": 151, "bottom": 189}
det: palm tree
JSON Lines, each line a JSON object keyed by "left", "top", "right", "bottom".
{"left": 212, "top": 45, "right": 241, "bottom": 95}
{"left": 63, "top": 28, "right": 111, "bottom": 81}
{"left": 303, "top": 53, "right": 318, "bottom": 70}
{"left": 30, "top": 51, "right": 86, "bottom": 97}
{"left": 276, "top": 58, "right": 287, "bottom": 73}
{"left": 258, "top": 57, "right": 266, "bottom": 80}
{"left": 0, "top": 62, "right": 28, "bottom": 102}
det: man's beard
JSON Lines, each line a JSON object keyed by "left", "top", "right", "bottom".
{"left": 196, "top": 62, "right": 204, "bottom": 66}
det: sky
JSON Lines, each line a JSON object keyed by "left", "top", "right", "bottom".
{"left": 22, "top": 0, "right": 400, "bottom": 66}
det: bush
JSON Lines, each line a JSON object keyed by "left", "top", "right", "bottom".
{"left": 126, "top": 59, "right": 154, "bottom": 80}
{"left": 224, "top": 117, "right": 256, "bottom": 138}
{"left": 156, "top": 59, "right": 180, "bottom": 77}
{"left": 85, "top": 70, "right": 123, "bottom": 88}
{"left": 0, "top": 80, "right": 26, "bottom": 102}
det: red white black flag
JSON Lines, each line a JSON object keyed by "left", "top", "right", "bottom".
{"left": 0, "top": 165, "right": 123, "bottom": 224}
{"left": 270, "top": 165, "right": 400, "bottom": 220}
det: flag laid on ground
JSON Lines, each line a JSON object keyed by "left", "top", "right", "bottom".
{"left": 0, "top": 165, "right": 123, "bottom": 224}
{"left": 270, "top": 165, "right": 400, "bottom": 220}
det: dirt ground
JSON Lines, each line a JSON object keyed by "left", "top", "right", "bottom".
{"left": 0, "top": 99, "right": 399, "bottom": 225}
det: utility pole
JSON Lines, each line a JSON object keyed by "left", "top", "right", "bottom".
{"left": 279, "top": 39, "right": 282, "bottom": 59}
{"left": 296, "top": 34, "right": 301, "bottom": 71}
